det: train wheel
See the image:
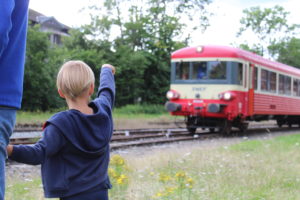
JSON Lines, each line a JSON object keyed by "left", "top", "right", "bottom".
{"left": 209, "top": 128, "right": 215, "bottom": 133}
{"left": 239, "top": 123, "right": 248, "bottom": 133}
{"left": 219, "top": 120, "right": 232, "bottom": 136}
{"left": 276, "top": 119, "right": 283, "bottom": 128}
{"left": 187, "top": 127, "right": 196, "bottom": 134}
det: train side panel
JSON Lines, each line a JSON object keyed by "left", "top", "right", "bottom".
{"left": 253, "top": 93, "right": 300, "bottom": 115}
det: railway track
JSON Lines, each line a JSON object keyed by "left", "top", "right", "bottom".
{"left": 10, "top": 128, "right": 219, "bottom": 150}
{"left": 10, "top": 122, "right": 300, "bottom": 151}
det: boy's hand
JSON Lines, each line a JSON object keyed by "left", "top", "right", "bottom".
{"left": 102, "top": 64, "right": 115, "bottom": 75}
{"left": 6, "top": 145, "right": 13, "bottom": 156}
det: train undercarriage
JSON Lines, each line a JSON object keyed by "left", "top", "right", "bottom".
{"left": 185, "top": 115, "right": 300, "bottom": 135}
{"left": 185, "top": 116, "right": 248, "bottom": 135}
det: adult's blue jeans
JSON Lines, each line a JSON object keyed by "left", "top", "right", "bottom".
{"left": 0, "top": 108, "right": 16, "bottom": 200}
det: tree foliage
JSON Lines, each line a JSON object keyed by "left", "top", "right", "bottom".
{"left": 273, "top": 37, "right": 300, "bottom": 68}
{"left": 237, "top": 5, "right": 300, "bottom": 58}
{"left": 22, "top": 0, "right": 212, "bottom": 110}
{"left": 23, "top": 25, "right": 64, "bottom": 111}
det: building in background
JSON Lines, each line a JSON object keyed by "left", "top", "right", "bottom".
{"left": 28, "top": 9, "right": 70, "bottom": 45}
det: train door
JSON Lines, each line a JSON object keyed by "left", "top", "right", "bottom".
{"left": 248, "top": 63, "right": 255, "bottom": 116}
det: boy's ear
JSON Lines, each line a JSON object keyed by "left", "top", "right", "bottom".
{"left": 88, "top": 83, "right": 95, "bottom": 96}
{"left": 58, "top": 89, "right": 66, "bottom": 98}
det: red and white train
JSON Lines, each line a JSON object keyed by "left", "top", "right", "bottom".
{"left": 165, "top": 45, "right": 300, "bottom": 134}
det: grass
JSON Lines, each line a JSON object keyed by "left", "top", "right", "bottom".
{"left": 15, "top": 104, "right": 176, "bottom": 129}
{"left": 6, "top": 133, "right": 300, "bottom": 199}
{"left": 16, "top": 111, "right": 53, "bottom": 125}
{"left": 16, "top": 104, "right": 170, "bottom": 125}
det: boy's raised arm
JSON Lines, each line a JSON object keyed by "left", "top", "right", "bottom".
{"left": 96, "top": 64, "right": 116, "bottom": 109}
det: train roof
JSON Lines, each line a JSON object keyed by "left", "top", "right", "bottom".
{"left": 171, "top": 45, "right": 300, "bottom": 76}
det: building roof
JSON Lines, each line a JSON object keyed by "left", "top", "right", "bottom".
{"left": 28, "top": 9, "right": 45, "bottom": 23}
{"left": 28, "top": 8, "right": 70, "bottom": 35}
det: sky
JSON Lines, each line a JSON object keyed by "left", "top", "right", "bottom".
{"left": 29, "top": 0, "right": 300, "bottom": 46}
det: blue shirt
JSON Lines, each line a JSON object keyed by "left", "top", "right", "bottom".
{"left": 10, "top": 67, "right": 115, "bottom": 198}
{"left": 0, "top": 0, "right": 29, "bottom": 108}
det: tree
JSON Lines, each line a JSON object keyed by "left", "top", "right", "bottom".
{"left": 237, "top": 5, "right": 300, "bottom": 58}
{"left": 23, "top": 25, "right": 65, "bottom": 111}
{"left": 273, "top": 37, "right": 300, "bottom": 68}
{"left": 83, "top": 0, "right": 212, "bottom": 105}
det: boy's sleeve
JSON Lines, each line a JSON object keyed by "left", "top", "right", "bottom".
{"left": 0, "top": 1, "right": 14, "bottom": 57}
{"left": 9, "top": 125, "right": 66, "bottom": 165}
{"left": 96, "top": 67, "right": 116, "bottom": 109}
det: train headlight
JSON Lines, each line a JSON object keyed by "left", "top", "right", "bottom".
{"left": 166, "top": 90, "right": 180, "bottom": 100}
{"left": 219, "top": 92, "right": 235, "bottom": 101}
{"left": 223, "top": 92, "right": 232, "bottom": 100}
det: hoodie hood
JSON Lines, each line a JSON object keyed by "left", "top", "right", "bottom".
{"left": 44, "top": 108, "right": 112, "bottom": 157}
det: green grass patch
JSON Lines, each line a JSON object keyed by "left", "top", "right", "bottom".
{"left": 16, "top": 104, "right": 169, "bottom": 124}
{"left": 16, "top": 111, "right": 53, "bottom": 124}
{"left": 114, "top": 133, "right": 300, "bottom": 199}
{"left": 6, "top": 178, "right": 58, "bottom": 200}
{"left": 113, "top": 104, "right": 167, "bottom": 116}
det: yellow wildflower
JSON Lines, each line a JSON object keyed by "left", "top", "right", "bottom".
{"left": 149, "top": 172, "right": 155, "bottom": 176}
{"left": 156, "top": 192, "right": 163, "bottom": 197}
{"left": 116, "top": 174, "right": 128, "bottom": 185}
{"left": 165, "top": 186, "right": 176, "bottom": 194}
{"left": 159, "top": 173, "right": 171, "bottom": 183}
{"left": 175, "top": 171, "right": 186, "bottom": 179}
{"left": 110, "top": 154, "right": 125, "bottom": 166}
{"left": 108, "top": 168, "right": 118, "bottom": 179}
{"left": 186, "top": 177, "right": 194, "bottom": 188}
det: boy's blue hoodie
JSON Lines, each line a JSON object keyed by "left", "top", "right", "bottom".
{"left": 9, "top": 67, "right": 115, "bottom": 198}
{"left": 0, "top": 0, "right": 29, "bottom": 109}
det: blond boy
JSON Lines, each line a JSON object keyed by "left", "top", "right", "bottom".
{"left": 7, "top": 61, "right": 115, "bottom": 200}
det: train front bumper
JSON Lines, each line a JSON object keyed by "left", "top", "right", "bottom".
{"left": 165, "top": 100, "right": 228, "bottom": 117}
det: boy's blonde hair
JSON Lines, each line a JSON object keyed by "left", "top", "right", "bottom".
{"left": 57, "top": 60, "right": 95, "bottom": 99}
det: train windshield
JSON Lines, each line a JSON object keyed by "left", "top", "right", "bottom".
{"left": 172, "top": 61, "right": 243, "bottom": 85}
{"left": 175, "top": 61, "right": 227, "bottom": 80}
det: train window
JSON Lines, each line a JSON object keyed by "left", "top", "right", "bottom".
{"left": 237, "top": 63, "right": 243, "bottom": 85}
{"left": 173, "top": 61, "right": 228, "bottom": 82}
{"left": 175, "top": 62, "right": 189, "bottom": 80}
{"left": 293, "top": 79, "right": 299, "bottom": 96}
{"left": 192, "top": 62, "right": 207, "bottom": 80}
{"left": 285, "top": 76, "right": 291, "bottom": 95}
{"left": 208, "top": 61, "right": 226, "bottom": 79}
{"left": 254, "top": 67, "right": 258, "bottom": 90}
{"left": 279, "top": 74, "right": 291, "bottom": 95}
{"left": 261, "top": 69, "right": 268, "bottom": 91}
{"left": 270, "top": 71, "right": 276, "bottom": 92}
{"left": 298, "top": 80, "right": 300, "bottom": 96}
{"left": 279, "top": 74, "right": 285, "bottom": 94}
{"left": 261, "top": 69, "right": 276, "bottom": 93}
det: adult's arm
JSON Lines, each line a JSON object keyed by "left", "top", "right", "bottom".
{"left": 0, "top": 1, "right": 14, "bottom": 57}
